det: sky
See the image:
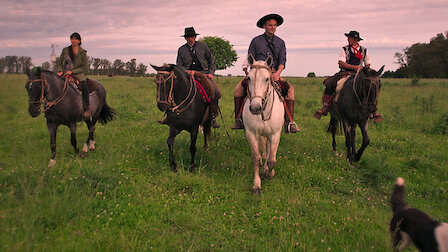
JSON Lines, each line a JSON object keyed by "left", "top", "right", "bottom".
{"left": 1, "top": 0, "right": 447, "bottom": 77}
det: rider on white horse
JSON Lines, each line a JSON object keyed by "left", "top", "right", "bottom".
{"left": 232, "top": 14, "right": 299, "bottom": 134}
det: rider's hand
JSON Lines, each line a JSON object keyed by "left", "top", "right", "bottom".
{"left": 207, "top": 73, "right": 214, "bottom": 80}
{"left": 57, "top": 72, "right": 63, "bottom": 76}
{"left": 66, "top": 70, "right": 73, "bottom": 75}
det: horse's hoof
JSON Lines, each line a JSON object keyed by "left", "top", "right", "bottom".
{"left": 252, "top": 188, "right": 262, "bottom": 194}
{"left": 80, "top": 152, "right": 88, "bottom": 158}
{"left": 48, "top": 159, "right": 56, "bottom": 167}
{"left": 171, "top": 163, "right": 178, "bottom": 172}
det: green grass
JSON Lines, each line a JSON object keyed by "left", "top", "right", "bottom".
{"left": 1, "top": 74, "right": 447, "bottom": 251}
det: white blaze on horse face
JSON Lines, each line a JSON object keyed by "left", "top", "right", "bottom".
{"left": 248, "top": 61, "right": 271, "bottom": 115}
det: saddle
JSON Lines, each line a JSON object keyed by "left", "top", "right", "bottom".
{"left": 324, "top": 71, "right": 354, "bottom": 102}
{"left": 66, "top": 75, "right": 99, "bottom": 94}
{"left": 191, "top": 72, "right": 220, "bottom": 103}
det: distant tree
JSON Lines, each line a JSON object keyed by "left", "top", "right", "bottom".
{"left": 136, "top": 63, "right": 147, "bottom": 76}
{"left": 18, "top": 56, "right": 32, "bottom": 73}
{"left": 395, "top": 31, "right": 448, "bottom": 78}
{"left": 0, "top": 57, "right": 5, "bottom": 73}
{"left": 100, "top": 59, "right": 111, "bottom": 75}
{"left": 126, "top": 58, "right": 137, "bottom": 76}
{"left": 307, "top": 72, "right": 316, "bottom": 77}
{"left": 42, "top": 61, "right": 51, "bottom": 70}
{"left": 5, "top": 56, "right": 18, "bottom": 73}
{"left": 92, "top": 58, "right": 101, "bottom": 75}
{"left": 112, "top": 59, "right": 125, "bottom": 75}
{"left": 199, "top": 36, "right": 238, "bottom": 70}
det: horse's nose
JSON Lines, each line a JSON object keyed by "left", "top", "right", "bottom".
{"left": 249, "top": 101, "right": 262, "bottom": 115}
{"left": 29, "top": 106, "right": 40, "bottom": 117}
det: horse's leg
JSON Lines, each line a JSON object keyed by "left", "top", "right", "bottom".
{"left": 246, "top": 133, "right": 263, "bottom": 194}
{"left": 355, "top": 120, "right": 370, "bottom": 162}
{"left": 330, "top": 116, "right": 338, "bottom": 152}
{"left": 68, "top": 123, "right": 80, "bottom": 155}
{"left": 47, "top": 122, "right": 59, "bottom": 167}
{"left": 167, "top": 126, "right": 181, "bottom": 172}
{"left": 189, "top": 126, "right": 199, "bottom": 172}
{"left": 342, "top": 122, "right": 355, "bottom": 163}
{"left": 264, "top": 132, "right": 281, "bottom": 179}
{"left": 203, "top": 124, "right": 210, "bottom": 151}
{"left": 81, "top": 120, "right": 96, "bottom": 157}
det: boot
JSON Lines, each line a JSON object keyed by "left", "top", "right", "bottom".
{"left": 313, "top": 94, "right": 332, "bottom": 119}
{"left": 210, "top": 104, "right": 220, "bottom": 128}
{"left": 231, "top": 97, "right": 245, "bottom": 130}
{"left": 80, "top": 80, "right": 92, "bottom": 118}
{"left": 284, "top": 100, "right": 300, "bottom": 133}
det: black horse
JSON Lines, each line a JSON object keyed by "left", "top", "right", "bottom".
{"left": 25, "top": 68, "right": 116, "bottom": 167}
{"left": 327, "top": 66, "right": 384, "bottom": 163}
{"left": 151, "top": 64, "right": 212, "bottom": 172}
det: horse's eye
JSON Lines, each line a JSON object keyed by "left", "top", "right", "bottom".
{"left": 265, "top": 78, "right": 269, "bottom": 82}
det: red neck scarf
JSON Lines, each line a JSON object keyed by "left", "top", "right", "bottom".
{"left": 351, "top": 45, "right": 363, "bottom": 60}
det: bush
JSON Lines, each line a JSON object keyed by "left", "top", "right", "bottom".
{"left": 432, "top": 113, "right": 448, "bottom": 134}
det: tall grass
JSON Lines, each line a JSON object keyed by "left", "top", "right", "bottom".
{"left": 0, "top": 74, "right": 447, "bottom": 251}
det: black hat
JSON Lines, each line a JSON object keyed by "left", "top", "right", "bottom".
{"left": 181, "top": 27, "right": 199, "bottom": 37}
{"left": 344, "top": 31, "right": 363, "bottom": 41}
{"left": 257, "top": 14, "right": 283, "bottom": 28}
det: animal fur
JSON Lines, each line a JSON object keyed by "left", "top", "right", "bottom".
{"left": 389, "top": 177, "right": 448, "bottom": 251}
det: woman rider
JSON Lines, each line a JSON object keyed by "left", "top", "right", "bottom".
{"left": 56, "top": 32, "right": 91, "bottom": 117}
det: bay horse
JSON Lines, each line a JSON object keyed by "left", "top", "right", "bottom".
{"left": 243, "top": 55, "right": 284, "bottom": 194}
{"left": 25, "top": 68, "right": 116, "bottom": 167}
{"left": 327, "top": 66, "right": 384, "bottom": 163}
{"left": 151, "top": 64, "right": 211, "bottom": 172}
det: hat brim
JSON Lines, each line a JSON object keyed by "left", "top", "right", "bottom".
{"left": 257, "top": 14, "right": 283, "bottom": 28}
{"left": 344, "top": 33, "right": 363, "bottom": 41}
{"left": 181, "top": 33, "right": 199, "bottom": 37}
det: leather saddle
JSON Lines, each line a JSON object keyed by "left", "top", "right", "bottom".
{"left": 190, "top": 72, "right": 220, "bottom": 102}
{"left": 66, "top": 76, "right": 99, "bottom": 94}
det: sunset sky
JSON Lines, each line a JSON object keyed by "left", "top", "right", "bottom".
{"left": 1, "top": 0, "right": 447, "bottom": 76}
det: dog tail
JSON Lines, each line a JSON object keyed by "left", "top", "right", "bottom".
{"left": 391, "top": 177, "right": 407, "bottom": 213}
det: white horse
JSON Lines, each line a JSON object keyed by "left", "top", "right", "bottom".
{"left": 243, "top": 55, "right": 284, "bottom": 194}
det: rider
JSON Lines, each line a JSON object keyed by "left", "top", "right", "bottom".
{"left": 175, "top": 27, "right": 221, "bottom": 128}
{"left": 231, "top": 14, "right": 299, "bottom": 133}
{"left": 56, "top": 32, "right": 91, "bottom": 117}
{"left": 313, "top": 30, "right": 383, "bottom": 123}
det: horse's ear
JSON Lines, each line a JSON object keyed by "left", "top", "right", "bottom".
{"left": 248, "top": 54, "right": 255, "bottom": 66}
{"left": 266, "top": 55, "right": 274, "bottom": 68}
{"left": 377, "top": 65, "right": 385, "bottom": 76}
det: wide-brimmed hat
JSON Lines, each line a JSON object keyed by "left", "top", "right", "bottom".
{"left": 181, "top": 27, "right": 199, "bottom": 37}
{"left": 256, "top": 14, "right": 283, "bottom": 28}
{"left": 344, "top": 31, "right": 363, "bottom": 41}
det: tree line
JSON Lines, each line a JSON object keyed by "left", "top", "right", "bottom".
{"left": 383, "top": 31, "right": 448, "bottom": 78}
{"left": 0, "top": 56, "right": 150, "bottom": 77}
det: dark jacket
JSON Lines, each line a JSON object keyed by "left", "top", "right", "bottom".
{"left": 57, "top": 46, "right": 88, "bottom": 81}
{"left": 176, "top": 41, "right": 216, "bottom": 75}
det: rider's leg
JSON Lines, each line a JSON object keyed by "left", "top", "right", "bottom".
{"left": 283, "top": 82, "right": 299, "bottom": 133}
{"left": 231, "top": 78, "right": 247, "bottom": 130}
{"left": 80, "top": 80, "right": 92, "bottom": 117}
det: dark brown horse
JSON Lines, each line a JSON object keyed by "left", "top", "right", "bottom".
{"left": 327, "top": 66, "right": 384, "bottom": 163}
{"left": 25, "top": 68, "right": 115, "bottom": 167}
{"left": 151, "top": 64, "right": 212, "bottom": 172}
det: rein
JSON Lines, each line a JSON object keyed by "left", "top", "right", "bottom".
{"left": 155, "top": 70, "right": 197, "bottom": 115}
{"left": 352, "top": 68, "right": 380, "bottom": 107}
{"left": 247, "top": 64, "right": 276, "bottom": 120}
{"left": 27, "top": 74, "right": 69, "bottom": 113}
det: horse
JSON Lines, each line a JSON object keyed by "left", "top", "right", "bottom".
{"left": 243, "top": 55, "right": 285, "bottom": 194}
{"left": 25, "top": 68, "right": 116, "bottom": 167}
{"left": 327, "top": 66, "right": 384, "bottom": 163}
{"left": 151, "top": 64, "right": 211, "bottom": 172}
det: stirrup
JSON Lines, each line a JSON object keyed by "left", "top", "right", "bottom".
{"left": 285, "top": 121, "right": 300, "bottom": 133}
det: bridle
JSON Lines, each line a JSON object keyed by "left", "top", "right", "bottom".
{"left": 26, "top": 74, "right": 69, "bottom": 113}
{"left": 353, "top": 68, "right": 381, "bottom": 107}
{"left": 155, "top": 70, "right": 197, "bottom": 115}
{"left": 247, "top": 64, "right": 276, "bottom": 120}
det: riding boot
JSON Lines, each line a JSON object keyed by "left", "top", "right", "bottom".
{"left": 210, "top": 104, "right": 220, "bottom": 128}
{"left": 231, "top": 97, "right": 245, "bottom": 130}
{"left": 284, "top": 100, "right": 300, "bottom": 133}
{"left": 313, "top": 94, "right": 332, "bottom": 119}
{"left": 80, "top": 80, "right": 92, "bottom": 118}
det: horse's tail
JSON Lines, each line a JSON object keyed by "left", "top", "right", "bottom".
{"left": 99, "top": 102, "right": 116, "bottom": 124}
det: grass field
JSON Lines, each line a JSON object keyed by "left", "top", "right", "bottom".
{"left": 1, "top": 74, "right": 447, "bottom": 251}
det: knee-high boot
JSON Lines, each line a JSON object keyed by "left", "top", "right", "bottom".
{"left": 284, "top": 100, "right": 300, "bottom": 133}
{"left": 313, "top": 94, "right": 332, "bottom": 119}
{"left": 231, "top": 97, "right": 245, "bottom": 130}
{"left": 80, "top": 80, "right": 92, "bottom": 117}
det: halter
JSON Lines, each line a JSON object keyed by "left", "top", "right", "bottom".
{"left": 26, "top": 74, "right": 69, "bottom": 113}
{"left": 155, "top": 70, "right": 197, "bottom": 115}
{"left": 353, "top": 68, "right": 381, "bottom": 107}
{"left": 247, "top": 64, "right": 276, "bottom": 120}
